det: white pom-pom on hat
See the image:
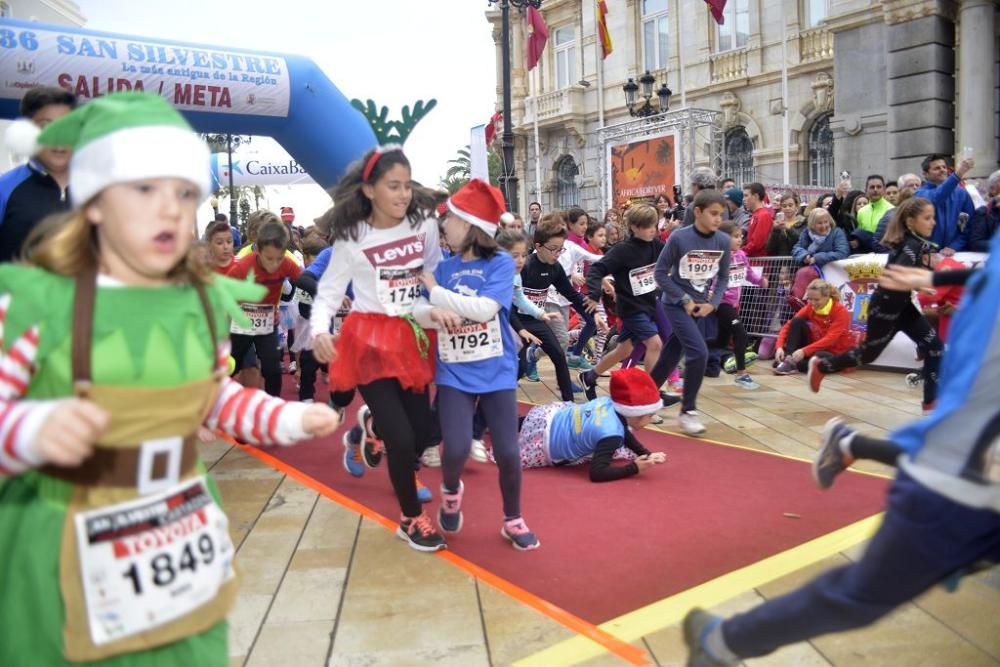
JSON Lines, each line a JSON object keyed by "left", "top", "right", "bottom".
{"left": 4, "top": 119, "right": 41, "bottom": 159}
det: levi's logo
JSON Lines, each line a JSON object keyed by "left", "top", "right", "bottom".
{"left": 363, "top": 233, "right": 426, "bottom": 266}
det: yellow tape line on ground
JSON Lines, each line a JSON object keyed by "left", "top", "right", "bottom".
{"left": 514, "top": 513, "right": 884, "bottom": 667}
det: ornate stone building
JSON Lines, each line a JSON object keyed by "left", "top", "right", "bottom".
{"left": 487, "top": 0, "right": 999, "bottom": 215}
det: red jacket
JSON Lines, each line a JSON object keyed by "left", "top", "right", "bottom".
{"left": 777, "top": 299, "right": 854, "bottom": 357}
{"left": 743, "top": 207, "right": 774, "bottom": 257}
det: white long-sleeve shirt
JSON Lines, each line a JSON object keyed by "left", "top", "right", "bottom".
{"left": 310, "top": 218, "right": 442, "bottom": 339}
{"left": 546, "top": 241, "right": 603, "bottom": 307}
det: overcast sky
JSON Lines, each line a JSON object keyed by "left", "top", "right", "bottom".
{"left": 74, "top": 0, "right": 499, "bottom": 223}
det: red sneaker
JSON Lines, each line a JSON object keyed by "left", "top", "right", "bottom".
{"left": 807, "top": 356, "right": 826, "bottom": 393}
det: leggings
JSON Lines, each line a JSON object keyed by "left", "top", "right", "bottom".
{"left": 297, "top": 349, "right": 319, "bottom": 401}
{"left": 231, "top": 331, "right": 282, "bottom": 396}
{"left": 781, "top": 317, "right": 834, "bottom": 372}
{"left": 710, "top": 302, "right": 749, "bottom": 372}
{"left": 820, "top": 294, "right": 942, "bottom": 405}
{"left": 518, "top": 315, "right": 575, "bottom": 401}
{"left": 438, "top": 386, "right": 522, "bottom": 519}
{"left": 357, "top": 378, "right": 435, "bottom": 518}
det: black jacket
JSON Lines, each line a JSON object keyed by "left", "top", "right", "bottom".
{"left": 0, "top": 161, "right": 69, "bottom": 263}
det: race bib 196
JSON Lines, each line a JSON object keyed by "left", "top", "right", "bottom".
{"left": 728, "top": 263, "right": 747, "bottom": 287}
{"left": 74, "top": 476, "right": 235, "bottom": 645}
{"left": 628, "top": 263, "right": 657, "bottom": 296}
{"left": 521, "top": 287, "right": 548, "bottom": 310}
{"left": 229, "top": 303, "right": 274, "bottom": 336}
{"left": 438, "top": 316, "right": 503, "bottom": 363}
{"left": 376, "top": 266, "right": 422, "bottom": 316}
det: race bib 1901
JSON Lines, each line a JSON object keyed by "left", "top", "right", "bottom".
{"left": 74, "top": 476, "right": 235, "bottom": 646}
{"left": 229, "top": 303, "right": 274, "bottom": 336}
{"left": 678, "top": 250, "right": 724, "bottom": 291}
{"left": 628, "top": 263, "right": 657, "bottom": 296}
{"left": 438, "top": 316, "right": 504, "bottom": 363}
{"left": 376, "top": 266, "right": 422, "bottom": 316}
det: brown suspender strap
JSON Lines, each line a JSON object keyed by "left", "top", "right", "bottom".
{"left": 194, "top": 279, "right": 219, "bottom": 372}
{"left": 71, "top": 268, "right": 98, "bottom": 394}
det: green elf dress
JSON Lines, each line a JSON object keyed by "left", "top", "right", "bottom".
{"left": 0, "top": 263, "right": 294, "bottom": 666}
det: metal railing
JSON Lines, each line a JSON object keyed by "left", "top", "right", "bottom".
{"left": 736, "top": 255, "right": 803, "bottom": 339}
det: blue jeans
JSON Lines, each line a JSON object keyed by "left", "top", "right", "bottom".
{"left": 721, "top": 471, "right": 1000, "bottom": 658}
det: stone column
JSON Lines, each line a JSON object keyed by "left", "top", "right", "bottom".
{"left": 957, "top": 0, "right": 999, "bottom": 177}
{"left": 883, "top": 0, "right": 957, "bottom": 178}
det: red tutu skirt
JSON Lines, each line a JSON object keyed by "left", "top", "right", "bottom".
{"left": 329, "top": 312, "right": 436, "bottom": 392}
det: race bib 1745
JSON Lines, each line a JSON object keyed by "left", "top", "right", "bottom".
{"left": 376, "top": 266, "right": 422, "bottom": 316}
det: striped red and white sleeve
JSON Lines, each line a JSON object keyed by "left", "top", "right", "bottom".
{"left": 0, "top": 295, "right": 62, "bottom": 476}
{"left": 204, "top": 341, "right": 309, "bottom": 446}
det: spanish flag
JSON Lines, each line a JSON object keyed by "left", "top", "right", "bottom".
{"left": 597, "top": 0, "right": 613, "bottom": 59}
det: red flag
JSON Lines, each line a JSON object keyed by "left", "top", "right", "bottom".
{"left": 485, "top": 111, "right": 503, "bottom": 145}
{"left": 597, "top": 1, "right": 613, "bottom": 59}
{"left": 704, "top": 0, "right": 727, "bottom": 24}
{"left": 526, "top": 5, "right": 549, "bottom": 71}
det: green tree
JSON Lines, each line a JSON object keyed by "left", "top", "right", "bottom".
{"left": 201, "top": 133, "right": 265, "bottom": 226}
{"left": 440, "top": 145, "right": 502, "bottom": 194}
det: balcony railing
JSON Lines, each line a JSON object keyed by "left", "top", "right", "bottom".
{"left": 522, "top": 87, "right": 585, "bottom": 126}
{"left": 710, "top": 49, "right": 749, "bottom": 83}
{"left": 799, "top": 28, "right": 833, "bottom": 63}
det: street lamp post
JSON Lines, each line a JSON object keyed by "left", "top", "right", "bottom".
{"left": 488, "top": 0, "right": 542, "bottom": 214}
{"left": 623, "top": 70, "right": 672, "bottom": 118}
{"left": 227, "top": 133, "right": 237, "bottom": 225}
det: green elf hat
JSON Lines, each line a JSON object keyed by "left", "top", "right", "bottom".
{"left": 35, "top": 91, "right": 210, "bottom": 206}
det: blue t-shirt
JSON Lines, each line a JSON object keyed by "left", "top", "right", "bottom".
{"left": 547, "top": 397, "right": 625, "bottom": 462}
{"left": 432, "top": 252, "right": 517, "bottom": 393}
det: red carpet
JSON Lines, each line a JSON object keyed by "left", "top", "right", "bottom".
{"left": 251, "top": 375, "right": 889, "bottom": 625}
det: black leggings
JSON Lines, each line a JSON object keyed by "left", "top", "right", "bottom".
{"left": 710, "top": 303, "right": 749, "bottom": 372}
{"left": 357, "top": 378, "right": 435, "bottom": 518}
{"left": 232, "top": 331, "right": 282, "bottom": 396}
{"left": 782, "top": 317, "right": 834, "bottom": 372}
{"left": 518, "top": 315, "right": 574, "bottom": 401}
{"left": 821, "top": 295, "right": 942, "bottom": 404}
{"left": 298, "top": 349, "right": 319, "bottom": 402}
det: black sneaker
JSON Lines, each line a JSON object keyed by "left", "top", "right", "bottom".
{"left": 397, "top": 513, "right": 447, "bottom": 552}
{"left": 357, "top": 405, "right": 384, "bottom": 469}
{"left": 578, "top": 370, "right": 597, "bottom": 401}
{"left": 660, "top": 391, "right": 681, "bottom": 408}
{"left": 683, "top": 608, "right": 736, "bottom": 666}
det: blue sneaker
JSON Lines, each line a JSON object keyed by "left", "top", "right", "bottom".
{"left": 415, "top": 474, "right": 432, "bottom": 503}
{"left": 734, "top": 373, "right": 760, "bottom": 390}
{"left": 571, "top": 381, "right": 585, "bottom": 394}
{"left": 342, "top": 427, "right": 365, "bottom": 478}
{"left": 683, "top": 608, "right": 737, "bottom": 666}
{"left": 524, "top": 344, "right": 541, "bottom": 382}
{"left": 567, "top": 354, "right": 594, "bottom": 370}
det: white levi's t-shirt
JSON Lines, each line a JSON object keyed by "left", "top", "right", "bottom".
{"left": 310, "top": 217, "right": 442, "bottom": 339}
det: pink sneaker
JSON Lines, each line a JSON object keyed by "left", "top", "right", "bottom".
{"left": 501, "top": 517, "right": 540, "bottom": 551}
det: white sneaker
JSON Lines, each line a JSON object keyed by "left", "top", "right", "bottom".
{"left": 470, "top": 439, "right": 489, "bottom": 463}
{"left": 678, "top": 411, "right": 706, "bottom": 436}
{"left": 650, "top": 414, "right": 664, "bottom": 425}
{"left": 421, "top": 444, "right": 442, "bottom": 467}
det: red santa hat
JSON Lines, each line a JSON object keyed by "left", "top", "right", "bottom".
{"left": 280, "top": 206, "right": 295, "bottom": 223}
{"left": 609, "top": 368, "right": 663, "bottom": 417}
{"left": 447, "top": 178, "right": 506, "bottom": 236}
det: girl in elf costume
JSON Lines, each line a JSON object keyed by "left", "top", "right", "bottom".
{"left": 0, "top": 92, "right": 340, "bottom": 666}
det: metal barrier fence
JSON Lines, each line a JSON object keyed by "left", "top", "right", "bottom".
{"left": 736, "top": 255, "right": 803, "bottom": 339}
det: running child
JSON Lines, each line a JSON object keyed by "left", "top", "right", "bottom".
{"left": 496, "top": 230, "right": 551, "bottom": 364}
{"left": 226, "top": 218, "right": 302, "bottom": 396}
{"left": 651, "top": 189, "right": 732, "bottom": 436}
{"left": 808, "top": 197, "right": 944, "bottom": 411}
{"left": 413, "top": 179, "right": 539, "bottom": 550}
{"left": 0, "top": 92, "right": 339, "bottom": 666}
{"left": 517, "top": 219, "right": 606, "bottom": 401}
{"left": 568, "top": 217, "right": 610, "bottom": 366}
{"left": 579, "top": 204, "right": 665, "bottom": 399}
{"left": 709, "top": 221, "right": 767, "bottom": 389}
{"left": 204, "top": 218, "right": 235, "bottom": 274}
{"left": 517, "top": 368, "right": 667, "bottom": 482}
{"left": 310, "top": 145, "right": 447, "bottom": 552}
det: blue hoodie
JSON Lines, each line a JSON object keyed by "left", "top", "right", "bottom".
{"left": 914, "top": 174, "right": 976, "bottom": 251}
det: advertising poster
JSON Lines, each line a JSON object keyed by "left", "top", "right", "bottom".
{"left": 607, "top": 132, "right": 679, "bottom": 209}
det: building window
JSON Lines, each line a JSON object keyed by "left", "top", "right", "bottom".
{"left": 806, "top": 0, "right": 828, "bottom": 27}
{"left": 716, "top": 0, "right": 749, "bottom": 52}
{"left": 0, "top": 2, "right": 10, "bottom": 17}
{"left": 724, "top": 128, "right": 755, "bottom": 187}
{"left": 642, "top": 0, "right": 669, "bottom": 72}
{"left": 556, "top": 155, "right": 579, "bottom": 208}
{"left": 554, "top": 26, "right": 576, "bottom": 90}
{"left": 808, "top": 113, "right": 834, "bottom": 187}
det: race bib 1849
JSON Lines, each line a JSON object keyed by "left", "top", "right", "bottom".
{"left": 628, "top": 263, "right": 657, "bottom": 296}
{"left": 74, "top": 476, "right": 235, "bottom": 645}
{"left": 438, "top": 316, "right": 504, "bottom": 363}
{"left": 376, "top": 266, "right": 422, "bottom": 316}
{"left": 229, "top": 303, "right": 274, "bottom": 336}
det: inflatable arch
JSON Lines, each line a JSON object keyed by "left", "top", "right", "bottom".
{"left": 0, "top": 18, "right": 376, "bottom": 189}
